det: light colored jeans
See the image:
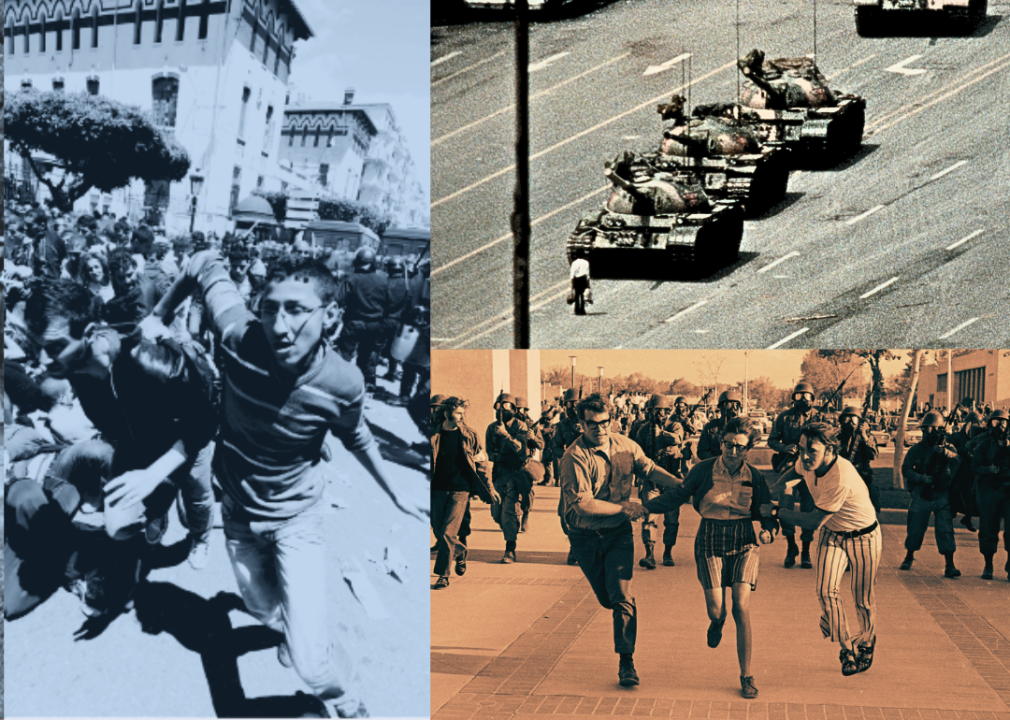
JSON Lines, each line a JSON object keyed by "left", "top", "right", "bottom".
{"left": 222, "top": 493, "right": 356, "bottom": 705}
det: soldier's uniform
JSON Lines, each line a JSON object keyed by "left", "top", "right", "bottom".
{"left": 768, "top": 383, "right": 822, "bottom": 568}
{"left": 340, "top": 248, "right": 390, "bottom": 391}
{"left": 514, "top": 398, "right": 543, "bottom": 534}
{"left": 633, "top": 401, "right": 686, "bottom": 568}
{"left": 971, "top": 411, "right": 1010, "bottom": 580}
{"left": 837, "top": 407, "right": 880, "bottom": 513}
{"left": 486, "top": 409, "right": 531, "bottom": 562}
{"left": 900, "top": 412, "right": 961, "bottom": 577}
{"left": 697, "top": 416, "right": 728, "bottom": 461}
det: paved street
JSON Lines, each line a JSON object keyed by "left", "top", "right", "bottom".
{"left": 4, "top": 377, "right": 431, "bottom": 719}
{"left": 431, "top": 0, "right": 1010, "bottom": 349}
{"left": 431, "top": 480, "right": 1010, "bottom": 720}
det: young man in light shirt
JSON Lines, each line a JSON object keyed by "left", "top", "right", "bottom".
{"left": 762, "top": 421, "right": 881, "bottom": 678}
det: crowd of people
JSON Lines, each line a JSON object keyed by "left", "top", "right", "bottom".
{"left": 4, "top": 200, "right": 432, "bottom": 719}
{"left": 429, "top": 382, "right": 1010, "bottom": 699}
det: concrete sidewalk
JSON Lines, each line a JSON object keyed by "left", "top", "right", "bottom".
{"left": 431, "top": 485, "right": 1010, "bottom": 720}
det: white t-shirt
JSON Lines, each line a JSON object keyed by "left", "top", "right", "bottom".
{"left": 793, "top": 456, "right": 876, "bottom": 532}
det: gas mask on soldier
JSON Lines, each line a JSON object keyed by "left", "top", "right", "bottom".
{"left": 793, "top": 393, "right": 813, "bottom": 413}
{"left": 498, "top": 405, "right": 515, "bottom": 423}
{"left": 721, "top": 401, "right": 741, "bottom": 420}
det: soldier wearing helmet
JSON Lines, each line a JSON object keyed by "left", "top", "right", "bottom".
{"left": 485, "top": 393, "right": 537, "bottom": 564}
{"left": 947, "top": 409, "right": 982, "bottom": 534}
{"left": 633, "top": 395, "right": 686, "bottom": 569}
{"left": 768, "top": 381, "right": 823, "bottom": 568}
{"left": 670, "top": 396, "right": 699, "bottom": 474}
{"left": 837, "top": 406, "right": 880, "bottom": 513}
{"left": 380, "top": 256, "right": 410, "bottom": 386}
{"left": 698, "top": 389, "right": 743, "bottom": 461}
{"left": 971, "top": 409, "right": 1010, "bottom": 580}
{"left": 899, "top": 410, "right": 961, "bottom": 577}
{"left": 337, "top": 245, "right": 390, "bottom": 392}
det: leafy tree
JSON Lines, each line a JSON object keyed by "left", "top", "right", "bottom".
{"left": 800, "top": 350, "right": 865, "bottom": 409}
{"left": 318, "top": 197, "right": 393, "bottom": 237}
{"left": 748, "top": 376, "right": 786, "bottom": 412}
{"left": 4, "top": 90, "right": 189, "bottom": 213}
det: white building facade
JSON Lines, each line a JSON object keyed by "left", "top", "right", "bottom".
{"left": 4, "top": 0, "right": 313, "bottom": 235}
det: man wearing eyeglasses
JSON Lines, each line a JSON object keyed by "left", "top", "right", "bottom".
{"left": 768, "top": 382, "right": 823, "bottom": 568}
{"left": 972, "top": 410, "right": 1010, "bottom": 581}
{"left": 559, "top": 393, "right": 683, "bottom": 688}
{"left": 552, "top": 388, "right": 586, "bottom": 564}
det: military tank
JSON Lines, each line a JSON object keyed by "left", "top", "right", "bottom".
{"left": 656, "top": 94, "right": 791, "bottom": 218}
{"left": 566, "top": 151, "right": 745, "bottom": 274}
{"left": 736, "top": 49, "right": 866, "bottom": 167}
{"left": 853, "top": 0, "right": 986, "bottom": 36}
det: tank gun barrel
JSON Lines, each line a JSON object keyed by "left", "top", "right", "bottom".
{"left": 604, "top": 166, "right": 643, "bottom": 195}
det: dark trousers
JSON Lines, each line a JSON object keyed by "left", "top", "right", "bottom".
{"left": 521, "top": 486, "right": 534, "bottom": 526}
{"left": 904, "top": 488, "right": 955, "bottom": 555}
{"left": 572, "top": 276, "right": 589, "bottom": 316}
{"left": 568, "top": 522, "right": 637, "bottom": 654}
{"left": 431, "top": 491, "right": 471, "bottom": 577}
{"left": 639, "top": 482, "right": 680, "bottom": 547}
{"left": 341, "top": 319, "right": 385, "bottom": 386}
{"left": 976, "top": 483, "right": 1010, "bottom": 562}
{"left": 782, "top": 480, "right": 815, "bottom": 542}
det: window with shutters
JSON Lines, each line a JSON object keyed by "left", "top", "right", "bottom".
{"left": 152, "top": 76, "right": 180, "bottom": 129}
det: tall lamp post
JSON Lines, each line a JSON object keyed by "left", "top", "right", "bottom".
{"left": 189, "top": 168, "right": 204, "bottom": 233}
{"left": 598, "top": 366, "right": 604, "bottom": 394}
{"left": 570, "top": 355, "right": 577, "bottom": 389}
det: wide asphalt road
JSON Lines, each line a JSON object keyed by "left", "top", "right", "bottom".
{"left": 431, "top": 0, "right": 1010, "bottom": 349}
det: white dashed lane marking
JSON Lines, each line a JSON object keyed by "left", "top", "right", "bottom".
{"left": 860, "top": 277, "right": 899, "bottom": 299}
{"left": 946, "top": 229, "right": 984, "bottom": 251}
{"left": 939, "top": 318, "right": 979, "bottom": 340}
{"left": 766, "top": 327, "right": 810, "bottom": 350}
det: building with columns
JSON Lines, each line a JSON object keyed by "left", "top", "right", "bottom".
{"left": 4, "top": 0, "right": 313, "bottom": 234}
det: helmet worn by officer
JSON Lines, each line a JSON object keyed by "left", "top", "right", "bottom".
{"left": 354, "top": 246, "right": 376, "bottom": 271}
{"left": 563, "top": 388, "right": 578, "bottom": 404}
{"left": 718, "top": 389, "right": 743, "bottom": 418}
{"left": 654, "top": 395, "right": 675, "bottom": 410}
{"left": 430, "top": 394, "right": 448, "bottom": 408}
{"left": 840, "top": 405, "right": 862, "bottom": 419}
{"left": 792, "top": 382, "right": 815, "bottom": 412}
{"left": 919, "top": 410, "right": 946, "bottom": 428}
{"left": 386, "top": 256, "right": 405, "bottom": 277}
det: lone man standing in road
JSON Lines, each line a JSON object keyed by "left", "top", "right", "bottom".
{"left": 558, "top": 393, "right": 683, "bottom": 688}
{"left": 569, "top": 251, "right": 591, "bottom": 316}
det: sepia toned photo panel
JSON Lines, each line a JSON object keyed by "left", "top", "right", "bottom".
{"left": 431, "top": 1, "right": 1008, "bottom": 719}
{"left": 430, "top": 348, "right": 1010, "bottom": 718}
{"left": 4, "top": 0, "right": 430, "bottom": 717}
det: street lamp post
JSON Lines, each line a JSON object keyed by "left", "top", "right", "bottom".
{"left": 189, "top": 168, "right": 205, "bottom": 233}
{"left": 598, "top": 366, "right": 604, "bottom": 394}
{"left": 570, "top": 355, "right": 577, "bottom": 389}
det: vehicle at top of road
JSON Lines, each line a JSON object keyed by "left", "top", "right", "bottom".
{"left": 458, "top": 0, "right": 580, "bottom": 10}
{"left": 902, "top": 419, "right": 924, "bottom": 447}
{"left": 853, "top": 0, "right": 987, "bottom": 36}
{"left": 736, "top": 49, "right": 866, "bottom": 168}
{"left": 566, "top": 150, "right": 745, "bottom": 275}
{"left": 655, "top": 94, "right": 792, "bottom": 218}
{"left": 869, "top": 429, "right": 891, "bottom": 448}
{"left": 747, "top": 410, "right": 771, "bottom": 433}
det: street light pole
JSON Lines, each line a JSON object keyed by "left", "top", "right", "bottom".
{"left": 570, "top": 355, "right": 577, "bottom": 389}
{"left": 188, "top": 168, "right": 204, "bottom": 234}
{"left": 598, "top": 366, "right": 604, "bottom": 394}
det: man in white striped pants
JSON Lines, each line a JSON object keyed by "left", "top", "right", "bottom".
{"left": 763, "top": 422, "right": 881, "bottom": 677}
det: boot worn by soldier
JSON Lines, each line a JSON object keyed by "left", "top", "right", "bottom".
{"left": 639, "top": 542, "right": 657, "bottom": 570}
{"left": 785, "top": 538, "right": 800, "bottom": 568}
{"left": 801, "top": 540, "right": 813, "bottom": 569}
{"left": 943, "top": 552, "right": 961, "bottom": 578}
{"left": 501, "top": 541, "right": 517, "bottom": 564}
{"left": 663, "top": 544, "right": 675, "bottom": 566}
{"left": 900, "top": 550, "right": 915, "bottom": 570}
